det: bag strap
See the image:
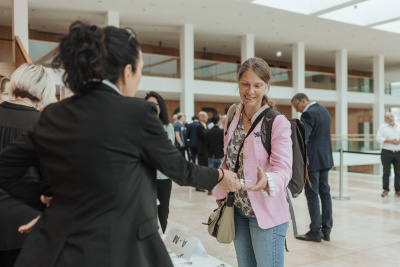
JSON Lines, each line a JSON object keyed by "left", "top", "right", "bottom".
{"left": 233, "top": 107, "right": 270, "bottom": 173}
{"left": 225, "top": 104, "right": 240, "bottom": 136}
{"left": 261, "top": 108, "right": 281, "bottom": 156}
{"left": 286, "top": 188, "right": 298, "bottom": 238}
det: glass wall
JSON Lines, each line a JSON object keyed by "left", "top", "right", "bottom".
{"left": 142, "top": 54, "right": 179, "bottom": 78}
{"left": 194, "top": 60, "right": 238, "bottom": 82}
{"left": 348, "top": 77, "right": 373, "bottom": 93}
{"left": 305, "top": 71, "right": 336, "bottom": 90}
{"left": 271, "top": 68, "right": 292, "bottom": 87}
{"left": 332, "top": 134, "right": 380, "bottom": 152}
{"left": 29, "top": 40, "right": 59, "bottom": 68}
{"left": 385, "top": 81, "right": 400, "bottom": 95}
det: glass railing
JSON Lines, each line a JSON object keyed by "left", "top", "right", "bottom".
{"left": 348, "top": 77, "right": 373, "bottom": 93}
{"left": 385, "top": 81, "right": 400, "bottom": 95}
{"left": 331, "top": 134, "right": 380, "bottom": 152}
{"left": 142, "top": 54, "right": 179, "bottom": 78}
{"left": 271, "top": 68, "right": 292, "bottom": 87}
{"left": 305, "top": 71, "right": 336, "bottom": 90}
{"left": 194, "top": 60, "right": 238, "bottom": 82}
{"left": 29, "top": 40, "right": 59, "bottom": 68}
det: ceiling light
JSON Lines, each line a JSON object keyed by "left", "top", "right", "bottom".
{"left": 276, "top": 51, "right": 282, "bottom": 57}
{"left": 319, "top": 0, "right": 400, "bottom": 26}
{"left": 251, "top": 0, "right": 352, "bottom": 15}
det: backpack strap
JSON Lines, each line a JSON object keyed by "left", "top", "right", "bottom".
{"left": 225, "top": 104, "right": 241, "bottom": 136}
{"left": 261, "top": 108, "right": 281, "bottom": 156}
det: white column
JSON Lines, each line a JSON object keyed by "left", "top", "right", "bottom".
{"left": 292, "top": 42, "right": 305, "bottom": 118}
{"left": 106, "top": 10, "right": 119, "bottom": 27}
{"left": 373, "top": 55, "right": 385, "bottom": 135}
{"left": 13, "top": 0, "right": 29, "bottom": 54}
{"left": 241, "top": 34, "right": 254, "bottom": 63}
{"left": 335, "top": 49, "right": 348, "bottom": 137}
{"left": 179, "top": 24, "right": 195, "bottom": 121}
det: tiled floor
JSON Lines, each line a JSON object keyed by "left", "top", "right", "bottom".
{"left": 166, "top": 171, "right": 400, "bottom": 267}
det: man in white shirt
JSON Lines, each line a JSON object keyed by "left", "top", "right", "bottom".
{"left": 376, "top": 112, "right": 400, "bottom": 197}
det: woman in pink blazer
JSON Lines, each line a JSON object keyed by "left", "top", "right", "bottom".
{"left": 214, "top": 57, "right": 293, "bottom": 267}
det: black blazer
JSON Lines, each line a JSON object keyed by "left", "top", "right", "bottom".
{"left": 186, "top": 120, "right": 199, "bottom": 147}
{"left": 0, "top": 102, "right": 44, "bottom": 250}
{"left": 0, "top": 83, "right": 219, "bottom": 267}
{"left": 301, "top": 103, "right": 334, "bottom": 172}
{"left": 205, "top": 126, "right": 224, "bottom": 158}
{"left": 195, "top": 123, "right": 208, "bottom": 155}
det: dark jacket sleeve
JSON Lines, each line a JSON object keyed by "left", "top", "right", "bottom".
{"left": 139, "top": 104, "right": 219, "bottom": 190}
{"left": 300, "top": 112, "right": 313, "bottom": 142}
{"left": 0, "top": 129, "right": 49, "bottom": 210}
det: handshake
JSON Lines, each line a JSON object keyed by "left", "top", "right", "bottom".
{"left": 216, "top": 167, "right": 270, "bottom": 193}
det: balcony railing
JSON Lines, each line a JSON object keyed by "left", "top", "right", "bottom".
{"left": 194, "top": 60, "right": 238, "bottom": 82}
{"left": 348, "top": 77, "right": 373, "bottom": 93}
{"left": 305, "top": 71, "right": 336, "bottom": 90}
{"left": 29, "top": 39, "right": 58, "bottom": 68}
{"left": 385, "top": 81, "right": 400, "bottom": 95}
{"left": 331, "top": 134, "right": 380, "bottom": 152}
{"left": 142, "top": 53, "right": 180, "bottom": 78}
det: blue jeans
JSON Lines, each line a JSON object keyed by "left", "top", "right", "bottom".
{"left": 233, "top": 206, "right": 289, "bottom": 267}
{"left": 305, "top": 169, "right": 333, "bottom": 236}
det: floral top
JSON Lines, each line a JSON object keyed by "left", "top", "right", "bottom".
{"left": 157, "top": 123, "right": 175, "bottom": 180}
{"left": 226, "top": 114, "right": 256, "bottom": 217}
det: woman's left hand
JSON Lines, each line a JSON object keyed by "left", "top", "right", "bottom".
{"left": 245, "top": 166, "right": 268, "bottom": 191}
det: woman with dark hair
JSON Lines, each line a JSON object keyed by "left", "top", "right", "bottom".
{"left": 0, "top": 63, "right": 55, "bottom": 267}
{"left": 0, "top": 21, "right": 240, "bottom": 267}
{"left": 145, "top": 91, "right": 174, "bottom": 233}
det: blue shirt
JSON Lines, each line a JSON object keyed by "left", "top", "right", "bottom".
{"left": 174, "top": 122, "right": 184, "bottom": 148}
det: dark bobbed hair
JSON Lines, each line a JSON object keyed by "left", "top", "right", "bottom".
{"left": 192, "top": 115, "right": 199, "bottom": 121}
{"left": 211, "top": 115, "right": 220, "bottom": 125}
{"left": 52, "top": 21, "right": 141, "bottom": 94}
{"left": 144, "top": 91, "right": 170, "bottom": 125}
{"left": 237, "top": 57, "right": 275, "bottom": 109}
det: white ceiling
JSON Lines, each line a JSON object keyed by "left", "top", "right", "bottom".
{"left": 1, "top": 0, "right": 400, "bottom": 80}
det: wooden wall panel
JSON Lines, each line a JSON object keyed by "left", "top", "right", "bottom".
{"left": 347, "top": 108, "right": 373, "bottom": 134}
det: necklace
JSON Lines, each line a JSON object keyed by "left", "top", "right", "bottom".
{"left": 243, "top": 109, "right": 252, "bottom": 124}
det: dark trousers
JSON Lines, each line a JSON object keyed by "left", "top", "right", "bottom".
{"left": 304, "top": 168, "right": 333, "bottom": 236}
{"left": 381, "top": 149, "right": 400, "bottom": 192}
{"left": 0, "top": 249, "right": 21, "bottom": 267}
{"left": 157, "top": 179, "right": 172, "bottom": 234}
{"left": 190, "top": 147, "right": 197, "bottom": 163}
{"left": 198, "top": 153, "right": 208, "bottom": 167}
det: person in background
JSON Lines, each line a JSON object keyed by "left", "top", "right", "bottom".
{"left": 0, "top": 75, "right": 10, "bottom": 103}
{"left": 145, "top": 91, "right": 175, "bottom": 233}
{"left": 205, "top": 115, "right": 224, "bottom": 195}
{"left": 0, "top": 21, "right": 241, "bottom": 267}
{"left": 174, "top": 113, "right": 186, "bottom": 157}
{"left": 0, "top": 63, "right": 55, "bottom": 267}
{"left": 215, "top": 57, "right": 293, "bottom": 267}
{"left": 376, "top": 112, "right": 400, "bottom": 197}
{"left": 186, "top": 115, "right": 199, "bottom": 163}
{"left": 291, "top": 93, "right": 333, "bottom": 242}
{"left": 195, "top": 111, "right": 209, "bottom": 192}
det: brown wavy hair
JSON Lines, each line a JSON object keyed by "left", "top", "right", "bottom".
{"left": 237, "top": 57, "right": 275, "bottom": 109}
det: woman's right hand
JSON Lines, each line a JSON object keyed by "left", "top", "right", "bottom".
{"left": 217, "top": 169, "right": 241, "bottom": 192}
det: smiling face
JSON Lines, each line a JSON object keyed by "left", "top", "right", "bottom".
{"left": 238, "top": 69, "right": 268, "bottom": 110}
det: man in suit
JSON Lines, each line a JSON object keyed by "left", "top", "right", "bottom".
{"left": 186, "top": 115, "right": 199, "bottom": 163}
{"left": 195, "top": 111, "right": 208, "bottom": 192}
{"left": 174, "top": 113, "right": 186, "bottom": 157}
{"left": 205, "top": 115, "right": 224, "bottom": 195}
{"left": 291, "top": 93, "right": 333, "bottom": 242}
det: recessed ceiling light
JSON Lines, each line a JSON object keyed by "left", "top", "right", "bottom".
{"left": 276, "top": 51, "right": 282, "bottom": 57}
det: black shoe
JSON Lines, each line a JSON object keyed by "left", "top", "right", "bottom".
{"left": 296, "top": 231, "right": 321, "bottom": 242}
{"left": 322, "top": 233, "right": 330, "bottom": 241}
{"left": 195, "top": 188, "right": 206, "bottom": 192}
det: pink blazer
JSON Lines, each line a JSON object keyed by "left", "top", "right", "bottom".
{"left": 215, "top": 104, "right": 293, "bottom": 229}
